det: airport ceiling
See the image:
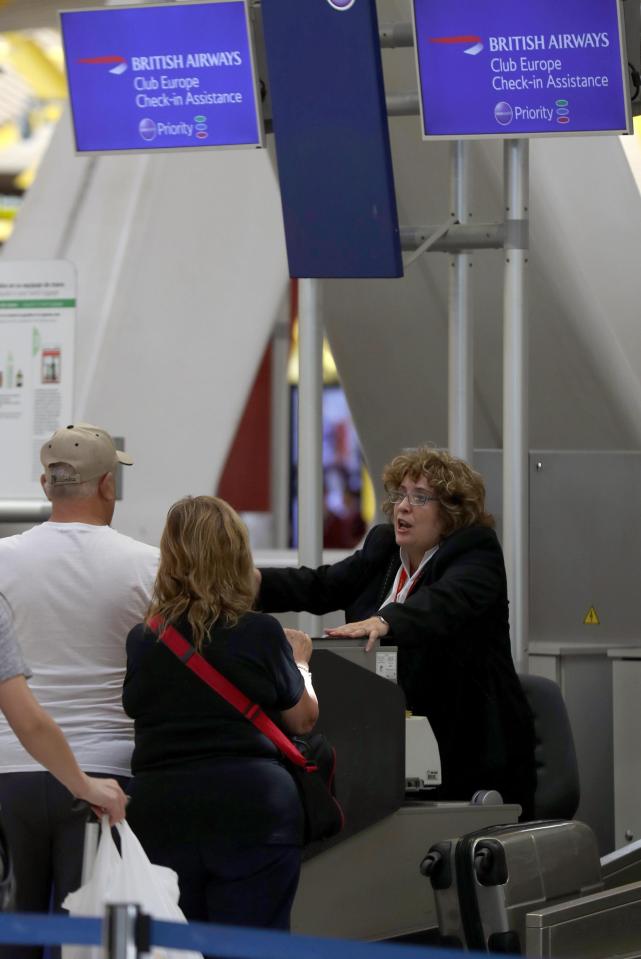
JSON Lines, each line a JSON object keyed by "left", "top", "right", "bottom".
{"left": 0, "top": 0, "right": 88, "bottom": 237}
{"left": 0, "top": 1, "right": 98, "bottom": 31}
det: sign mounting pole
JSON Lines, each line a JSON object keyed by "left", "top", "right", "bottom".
{"left": 502, "top": 138, "right": 529, "bottom": 672}
{"left": 448, "top": 140, "right": 473, "bottom": 462}
{"left": 297, "top": 277, "right": 324, "bottom": 638}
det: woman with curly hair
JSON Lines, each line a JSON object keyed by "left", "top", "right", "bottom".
{"left": 123, "top": 496, "right": 318, "bottom": 931}
{"left": 257, "top": 447, "right": 535, "bottom": 817}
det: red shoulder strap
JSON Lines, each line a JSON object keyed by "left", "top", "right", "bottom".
{"left": 148, "top": 616, "right": 308, "bottom": 769}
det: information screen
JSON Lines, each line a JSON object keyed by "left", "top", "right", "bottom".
{"left": 60, "top": 1, "right": 263, "bottom": 153}
{"left": 412, "top": 0, "right": 631, "bottom": 139}
{"left": 261, "top": 0, "right": 402, "bottom": 278}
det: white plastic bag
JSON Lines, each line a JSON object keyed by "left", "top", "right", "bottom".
{"left": 62, "top": 817, "right": 203, "bottom": 959}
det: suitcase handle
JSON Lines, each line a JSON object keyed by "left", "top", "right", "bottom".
{"left": 474, "top": 840, "right": 508, "bottom": 886}
{"left": 474, "top": 848, "right": 494, "bottom": 880}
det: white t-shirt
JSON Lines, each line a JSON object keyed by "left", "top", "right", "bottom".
{"left": 0, "top": 596, "right": 31, "bottom": 684}
{"left": 0, "top": 522, "right": 159, "bottom": 775}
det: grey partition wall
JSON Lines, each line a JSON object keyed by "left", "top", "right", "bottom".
{"left": 528, "top": 451, "right": 641, "bottom": 645}
{"left": 472, "top": 449, "right": 641, "bottom": 646}
{"left": 474, "top": 449, "right": 641, "bottom": 641}
{"left": 475, "top": 449, "right": 641, "bottom": 854}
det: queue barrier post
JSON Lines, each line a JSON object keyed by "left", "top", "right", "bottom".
{"left": 105, "top": 903, "right": 149, "bottom": 959}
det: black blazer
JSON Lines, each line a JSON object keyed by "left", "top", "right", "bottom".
{"left": 259, "top": 523, "right": 535, "bottom": 813}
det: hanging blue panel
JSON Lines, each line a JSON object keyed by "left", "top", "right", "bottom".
{"left": 261, "top": 0, "right": 403, "bottom": 279}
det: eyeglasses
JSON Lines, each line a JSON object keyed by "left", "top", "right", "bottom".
{"left": 387, "top": 489, "right": 438, "bottom": 507}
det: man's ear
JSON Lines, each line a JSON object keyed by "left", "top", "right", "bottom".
{"left": 98, "top": 472, "right": 116, "bottom": 502}
{"left": 40, "top": 474, "right": 52, "bottom": 501}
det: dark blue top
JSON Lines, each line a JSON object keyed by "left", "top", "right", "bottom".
{"left": 123, "top": 611, "right": 306, "bottom": 846}
{"left": 123, "top": 611, "right": 304, "bottom": 773}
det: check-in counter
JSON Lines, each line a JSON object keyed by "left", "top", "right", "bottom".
{"left": 528, "top": 641, "right": 617, "bottom": 854}
{"left": 526, "top": 880, "right": 641, "bottom": 959}
{"left": 302, "top": 646, "right": 406, "bottom": 858}
{"left": 292, "top": 642, "right": 520, "bottom": 940}
{"left": 294, "top": 798, "right": 520, "bottom": 940}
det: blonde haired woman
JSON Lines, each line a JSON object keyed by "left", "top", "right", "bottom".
{"left": 123, "top": 496, "right": 318, "bottom": 932}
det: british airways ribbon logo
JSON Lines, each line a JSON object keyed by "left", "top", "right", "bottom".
{"left": 429, "top": 35, "right": 484, "bottom": 56}
{"left": 77, "top": 55, "right": 128, "bottom": 75}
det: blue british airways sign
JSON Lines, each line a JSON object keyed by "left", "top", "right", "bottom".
{"left": 60, "top": 1, "right": 263, "bottom": 153}
{"left": 412, "top": 0, "right": 632, "bottom": 138}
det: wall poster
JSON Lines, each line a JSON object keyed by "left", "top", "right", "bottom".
{"left": 0, "top": 260, "right": 76, "bottom": 498}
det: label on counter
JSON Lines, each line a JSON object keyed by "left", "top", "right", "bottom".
{"left": 376, "top": 650, "right": 397, "bottom": 682}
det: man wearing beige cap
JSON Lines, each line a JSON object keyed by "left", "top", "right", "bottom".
{"left": 0, "top": 423, "right": 159, "bottom": 959}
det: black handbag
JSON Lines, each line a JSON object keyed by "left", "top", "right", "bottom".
{"left": 151, "top": 617, "right": 345, "bottom": 845}
{"left": 289, "top": 733, "right": 343, "bottom": 843}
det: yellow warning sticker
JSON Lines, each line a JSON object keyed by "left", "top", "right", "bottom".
{"left": 583, "top": 607, "right": 600, "bottom": 625}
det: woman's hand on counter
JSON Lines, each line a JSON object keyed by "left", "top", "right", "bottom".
{"left": 325, "top": 616, "right": 390, "bottom": 653}
{"left": 283, "top": 627, "right": 313, "bottom": 665}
